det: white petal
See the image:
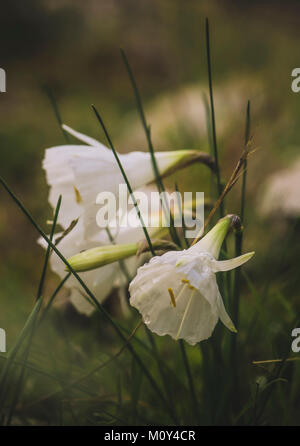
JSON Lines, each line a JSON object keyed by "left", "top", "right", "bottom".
{"left": 212, "top": 251, "right": 255, "bottom": 272}
{"left": 43, "top": 146, "right": 86, "bottom": 228}
{"left": 175, "top": 290, "right": 219, "bottom": 344}
{"left": 177, "top": 256, "right": 236, "bottom": 335}
{"left": 62, "top": 124, "right": 108, "bottom": 148}
{"left": 216, "top": 291, "right": 237, "bottom": 333}
{"left": 38, "top": 222, "right": 118, "bottom": 315}
{"left": 69, "top": 288, "right": 95, "bottom": 316}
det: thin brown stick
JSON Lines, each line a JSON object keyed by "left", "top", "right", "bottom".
{"left": 192, "top": 142, "right": 254, "bottom": 246}
{"left": 252, "top": 357, "right": 300, "bottom": 365}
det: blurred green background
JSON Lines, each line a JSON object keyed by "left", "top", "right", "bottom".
{"left": 0, "top": 0, "right": 300, "bottom": 425}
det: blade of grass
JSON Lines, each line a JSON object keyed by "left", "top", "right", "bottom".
{"left": 120, "top": 49, "right": 181, "bottom": 247}
{"left": 202, "top": 92, "right": 213, "bottom": 156}
{"left": 44, "top": 85, "right": 70, "bottom": 143}
{"left": 202, "top": 92, "right": 215, "bottom": 204}
{"left": 205, "top": 18, "right": 223, "bottom": 218}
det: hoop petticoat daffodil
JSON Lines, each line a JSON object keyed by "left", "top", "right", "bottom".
{"left": 129, "top": 216, "right": 255, "bottom": 345}
{"left": 43, "top": 124, "right": 214, "bottom": 237}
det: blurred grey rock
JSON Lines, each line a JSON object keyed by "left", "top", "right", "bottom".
{"left": 259, "top": 157, "right": 300, "bottom": 218}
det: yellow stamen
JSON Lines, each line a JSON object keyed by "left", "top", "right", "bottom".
{"left": 168, "top": 288, "right": 176, "bottom": 307}
{"left": 73, "top": 186, "right": 82, "bottom": 204}
{"left": 181, "top": 278, "right": 195, "bottom": 290}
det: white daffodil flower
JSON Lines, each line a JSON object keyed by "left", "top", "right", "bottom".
{"left": 43, "top": 124, "right": 211, "bottom": 238}
{"left": 129, "top": 216, "right": 254, "bottom": 345}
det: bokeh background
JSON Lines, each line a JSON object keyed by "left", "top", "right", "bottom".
{"left": 0, "top": 0, "right": 300, "bottom": 425}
